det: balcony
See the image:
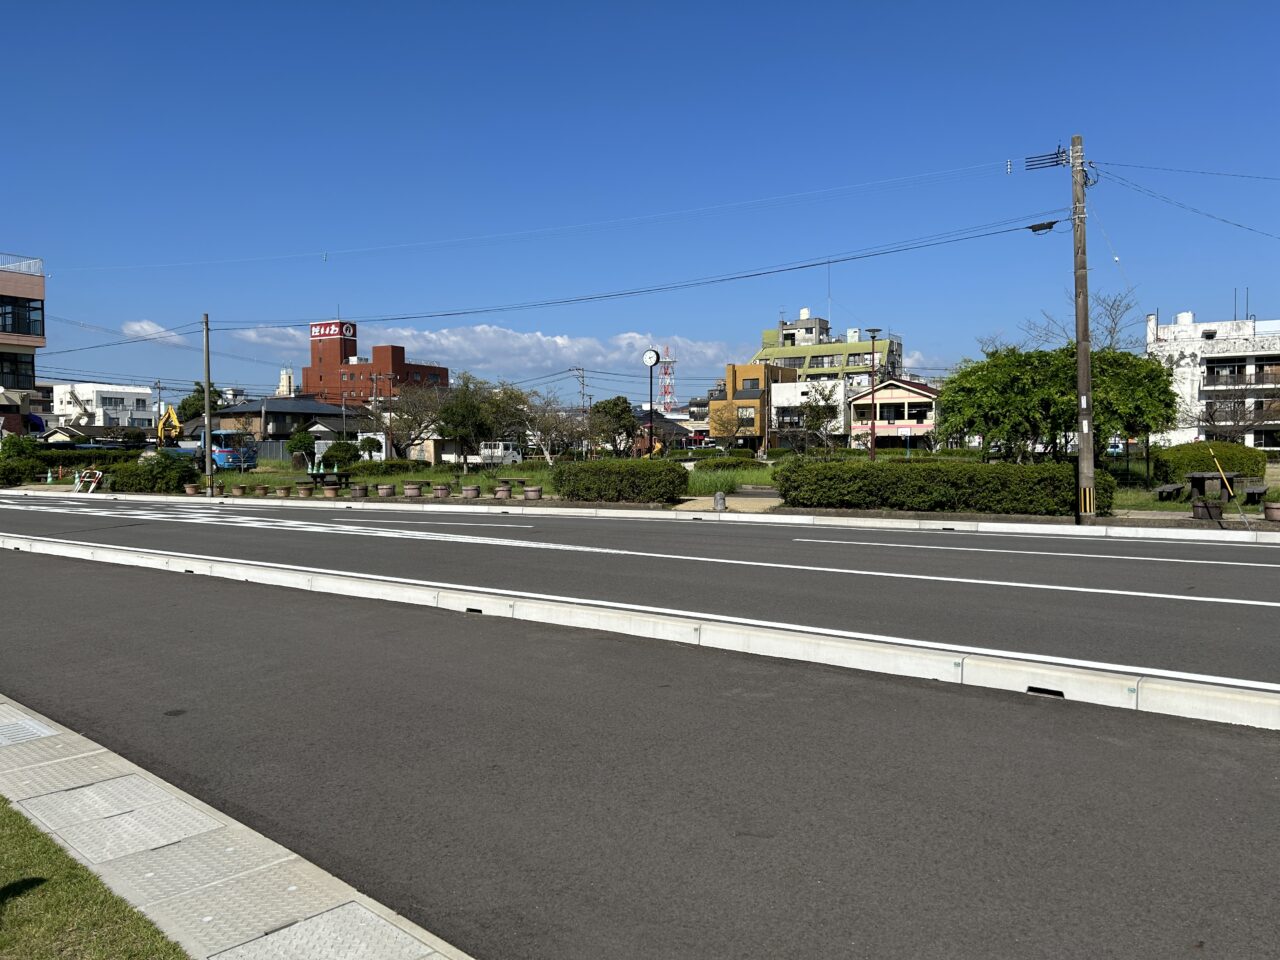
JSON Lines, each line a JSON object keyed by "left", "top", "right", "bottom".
{"left": 0, "top": 254, "right": 43, "bottom": 276}
{"left": 1203, "top": 372, "right": 1280, "bottom": 388}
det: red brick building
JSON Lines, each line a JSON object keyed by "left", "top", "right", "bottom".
{"left": 300, "top": 321, "right": 448, "bottom": 403}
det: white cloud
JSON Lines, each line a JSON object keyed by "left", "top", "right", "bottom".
{"left": 122, "top": 319, "right": 189, "bottom": 348}
{"left": 232, "top": 322, "right": 748, "bottom": 379}
{"left": 901, "top": 349, "right": 950, "bottom": 377}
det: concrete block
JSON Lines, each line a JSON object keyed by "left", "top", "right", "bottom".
{"left": 436, "top": 590, "right": 515, "bottom": 618}
{"left": 962, "top": 656, "right": 1139, "bottom": 709}
{"left": 510, "top": 599, "right": 702, "bottom": 645}
{"left": 306, "top": 573, "right": 438, "bottom": 608}
{"left": 698, "top": 623, "right": 963, "bottom": 682}
{"left": 1137, "top": 678, "right": 1280, "bottom": 730}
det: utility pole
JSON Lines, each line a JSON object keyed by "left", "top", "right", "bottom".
{"left": 1071, "top": 134, "right": 1095, "bottom": 523}
{"left": 866, "top": 328, "right": 881, "bottom": 461}
{"left": 202, "top": 313, "right": 213, "bottom": 497}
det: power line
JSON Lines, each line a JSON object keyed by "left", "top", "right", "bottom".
{"left": 44, "top": 314, "right": 289, "bottom": 368}
{"left": 211, "top": 209, "right": 1066, "bottom": 332}
{"left": 59, "top": 161, "right": 1014, "bottom": 273}
{"left": 40, "top": 322, "right": 205, "bottom": 357}
{"left": 1100, "top": 170, "right": 1280, "bottom": 243}
{"left": 1094, "top": 160, "right": 1280, "bottom": 183}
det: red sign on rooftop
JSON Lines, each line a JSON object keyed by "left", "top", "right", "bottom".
{"left": 310, "top": 321, "right": 356, "bottom": 340}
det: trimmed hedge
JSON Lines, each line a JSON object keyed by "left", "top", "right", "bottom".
{"left": 1153, "top": 441, "right": 1267, "bottom": 483}
{"left": 774, "top": 458, "right": 1116, "bottom": 516}
{"left": 0, "top": 457, "right": 44, "bottom": 487}
{"left": 727, "top": 448, "right": 756, "bottom": 459}
{"left": 552, "top": 459, "right": 688, "bottom": 503}
{"left": 106, "top": 456, "right": 199, "bottom": 494}
{"left": 347, "top": 458, "right": 423, "bottom": 477}
{"left": 30, "top": 449, "right": 142, "bottom": 469}
{"left": 694, "top": 458, "right": 762, "bottom": 472}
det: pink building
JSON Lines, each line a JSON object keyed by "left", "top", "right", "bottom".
{"left": 848, "top": 378, "right": 939, "bottom": 449}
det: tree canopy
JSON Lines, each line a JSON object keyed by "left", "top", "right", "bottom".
{"left": 937, "top": 346, "right": 1175, "bottom": 462}
{"left": 589, "top": 396, "right": 639, "bottom": 455}
{"left": 175, "top": 383, "right": 224, "bottom": 424}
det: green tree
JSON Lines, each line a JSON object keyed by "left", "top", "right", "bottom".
{"left": 437, "top": 373, "right": 496, "bottom": 471}
{"left": 175, "top": 383, "right": 224, "bottom": 424}
{"left": 590, "top": 396, "right": 639, "bottom": 456}
{"left": 285, "top": 426, "right": 316, "bottom": 455}
{"left": 0, "top": 434, "right": 39, "bottom": 460}
{"left": 358, "top": 435, "right": 382, "bottom": 460}
{"left": 938, "top": 346, "right": 1176, "bottom": 462}
{"left": 322, "top": 440, "right": 360, "bottom": 468}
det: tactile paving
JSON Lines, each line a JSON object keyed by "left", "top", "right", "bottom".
{"left": 210, "top": 901, "right": 439, "bottom": 959}
{"left": 0, "top": 751, "right": 133, "bottom": 800}
{"left": 56, "top": 797, "right": 222, "bottom": 863}
{"left": 98, "top": 825, "right": 293, "bottom": 907}
{"left": 21, "top": 774, "right": 170, "bottom": 830}
{"left": 144, "top": 859, "right": 345, "bottom": 957}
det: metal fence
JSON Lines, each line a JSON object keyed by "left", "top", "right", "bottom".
{"left": 255, "top": 440, "right": 290, "bottom": 462}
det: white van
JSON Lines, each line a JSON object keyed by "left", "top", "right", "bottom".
{"left": 480, "top": 441, "right": 523, "bottom": 465}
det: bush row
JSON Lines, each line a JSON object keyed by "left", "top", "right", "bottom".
{"left": 1153, "top": 441, "right": 1267, "bottom": 483}
{"left": 29, "top": 449, "right": 142, "bottom": 469}
{"left": 347, "top": 458, "right": 423, "bottom": 476}
{"left": 773, "top": 458, "right": 1115, "bottom": 516}
{"left": 107, "top": 457, "right": 200, "bottom": 494}
{"left": 552, "top": 460, "right": 688, "bottom": 503}
{"left": 0, "top": 458, "right": 43, "bottom": 487}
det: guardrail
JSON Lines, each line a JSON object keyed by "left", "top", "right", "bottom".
{"left": 0, "top": 253, "right": 43, "bottom": 275}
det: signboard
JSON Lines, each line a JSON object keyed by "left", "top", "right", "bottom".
{"left": 310, "top": 321, "right": 357, "bottom": 340}
{"left": 897, "top": 428, "right": 912, "bottom": 438}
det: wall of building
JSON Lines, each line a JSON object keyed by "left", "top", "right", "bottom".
{"left": 770, "top": 380, "right": 850, "bottom": 437}
{"left": 0, "top": 255, "right": 45, "bottom": 393}
{"left": 52, "top": 383, "right": 155, "bottom": 429}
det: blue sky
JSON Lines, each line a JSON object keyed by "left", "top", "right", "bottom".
{"left": 10, "top": 1, "right": 1279, "bottom": 405}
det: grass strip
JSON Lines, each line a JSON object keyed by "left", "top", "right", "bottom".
{"left": 0, "top": 798, "right": 188, "bottom": 960}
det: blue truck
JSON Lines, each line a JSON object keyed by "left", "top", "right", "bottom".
{"left": 166, "top": 430, "right": 258, "bottom": 471}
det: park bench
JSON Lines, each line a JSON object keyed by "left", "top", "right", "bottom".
{"left": 1155, "top": 483, "right": 1184, "bottom": 501}
{"left": 1242, "top": 483, "right": 1269, "bottom": 505}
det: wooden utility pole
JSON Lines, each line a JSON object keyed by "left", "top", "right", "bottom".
{"left": 202, "top": 313, "right": 214, "bottom": 498}
{"left": 1071, "top": 135, "right": 1095, "bottom": 523}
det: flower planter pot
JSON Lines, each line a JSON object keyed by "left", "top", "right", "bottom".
{"left": 275, "top": 486, "right": 292, "bottom": 497}
{"left": 297, "top": 484, "right": 315, "bottom": 498}
{"left": 494, "top": 485, "right": 511, "bottom": 500}
{"left": 254, "top": 485, "right": 269, "bottom": 497}
{"left": 377, "top": 484, "right": 396, "bottom": 497}
{"left": 323, "top": 485, "right": 340, "bottom": 498}
{"left": 351, "top": 484, "right": 369, "bottom": 498}
{"left": 184, "top": 483, "right": 200, "bottom": 496}
{"left": 403, "top": 483, "right": 422, "bottom": 498}
{"left": 231, "top": 485, "right": 247, "bottom": 497}
{"left": 433, "top": 484, "right": 451, "bottom": 499}
{"left": 1265, "top": 502, "right": 1280, "bottom": 522}
{"left": 462, "top": 485, "right": 480, "bottom": 499}
{"left": 523, "top": 486, "right": 543, "bottom": 501}
{"left": 1192, "top": 501, "right": 1222, "bottom": 521}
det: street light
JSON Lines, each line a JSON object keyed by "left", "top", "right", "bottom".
{"left": 865, "top": 328, "right": 881, "bottom": 461}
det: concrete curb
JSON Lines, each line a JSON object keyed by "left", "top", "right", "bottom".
{"left": 0, "top": 693, "right": 476, "bottom": 960}
{"left": 5, "top": 531, "right": 1277, "bottom": 732}
{"left": 9, "top": 487, "right": 1280, "bottom": 544}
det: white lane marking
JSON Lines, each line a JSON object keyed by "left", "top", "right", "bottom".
{"left": 7, "top": 531, "right": 1280, "bottom": 694}
{"left": 794, "top": 538, "right": 1280, "bottom": 569}
{"left": 1, "top": 500, "right": 1278, "bottom": 609}
{"left": 329, "top": 518, "right": 535, "bottom": 528}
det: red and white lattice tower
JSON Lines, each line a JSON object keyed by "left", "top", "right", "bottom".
{"left": 658, "top": 345, "right": 677, "bottom": 413}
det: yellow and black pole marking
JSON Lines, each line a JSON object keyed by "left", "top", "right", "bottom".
{"left": 1079, "top": 485, "right": 1095, "bottom": 516}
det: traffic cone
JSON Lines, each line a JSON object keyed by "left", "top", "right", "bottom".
{"left": 45, "top": 469, "right": 53, "bottom": 484}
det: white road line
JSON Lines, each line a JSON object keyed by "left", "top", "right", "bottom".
{"left": 2, "top": 499, "right": 1278, "bottom": 608}
{"left": 330, "top": 518, "right": 535, "bottom": 528}
{"left": 794, "top": 538, "right": 1280, "bottom": 569}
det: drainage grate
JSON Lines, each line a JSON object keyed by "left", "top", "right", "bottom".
{"left": 0, "top": 706, "right": 55, "bottom": 747}
{"left": 1027, "top": 686, "right": 1065, "bottom": 698}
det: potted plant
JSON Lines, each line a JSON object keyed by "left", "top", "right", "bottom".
{"left": 1191, "top": 497, "right": 1223, "bottom": 521}
{"left": 255, "top": 484, "right": 269, "bottom": 497}
{"left": 432, "top": 484, "right": 451, "bottom": 498}
{"left": 377, "top": 483, "right": 396, "bottom": 497}
{"left": 403, "top": 481, "right": 422, "bottom": 498}
{"left": 1264, "top": 487, "right": 1280, "bottom": 522}
{"left": 297, "top": 482, "right": 315, "bottom": 498}
{"left": 322, "top": 484, "right": 340, "bottom": 498}
{"left": 523, "top": 485, "right": 543, "bottom": 500}
{"left": 351, "top": 483, "right": 369, "bottom": 498}
{"left": 462, "top": 484, "right": 480, "bottom": 499}
{"left": 231, "top": 483, "right": 247, "bottom": 496}
{"left": 275, "top": 484, "right": 292, "bottom": 497}
{"left": 183, "top": 482, "right": 200, "bottom": 496}
{"left": 494, "top": 483, "right": 512, "bottom": 500}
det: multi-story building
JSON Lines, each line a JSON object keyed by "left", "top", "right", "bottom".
{"left": 52, "top": 383, "right": 155, "bottom": 431}
{"left": 770, "top": 380, "right": 850, "bottom": 444}
{"left": 1146, "top": 311, "right": 1280, "bottom": 449}
{"left": 848, "top": 377, "right": 939, "bottom": 450}
{"left": 300, "top": 321, "right": 448, "bottom": 403}
{"left": 0, "top": 253, "right": 45, "bottom": 395}
{"left": 750, "top": 308, "right": 902, "bottom": 385}
{"left": 706, "top": 362, "right": 799, "bottom": 452}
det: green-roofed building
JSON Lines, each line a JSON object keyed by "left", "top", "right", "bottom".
{"left": 750, "top": 308, "right": 902, "bottom": 387}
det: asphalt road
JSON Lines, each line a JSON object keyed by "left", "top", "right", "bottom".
{"left": 3, "top": 552, "right": 1278, "bottom": 960}
{"left": 2, "top": 493, "right": 1279, "bottom": 682}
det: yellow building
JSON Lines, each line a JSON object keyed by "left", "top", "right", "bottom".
{"left": 707, "top": 362, "right": 798, "bottom": 452}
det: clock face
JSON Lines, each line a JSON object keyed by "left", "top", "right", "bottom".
{"left": 643, "top": 349, "right": 660, "bottom": 367}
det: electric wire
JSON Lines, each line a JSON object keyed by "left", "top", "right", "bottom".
{"left": 1094, "top": 161, "right": 1280, "bottom": 183}
{"left": 1100, "top": 171, "right": 1280, "bottom": 243}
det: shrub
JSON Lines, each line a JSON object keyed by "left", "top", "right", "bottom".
{"left": 0, "top": 457, "right": 44, "bottom": 487}
{"left": 0, "top": 435, "right": 39, "bottom": 460}
{"left": 26, "top": 448, "right": 141, "bottom": 470}
{"left": 552, "top": 459, "right": 688, "bottom": 503}
{"left": 774, "top": 458, "right": 1116, "bottom": 516}
{"left": 321, "top": 440, "right": 361, "bottom": 468}
{"left": 695, "top": 457, "right": 763, "bottom": 472}
{"left": 107, "top": 456, "right": 199, "bottom": 494}
{"left": 727, "top": 448, "right": 756, "bottom": 459}
{"left": 1153, "top": 441, "right": 1267, "bottom": 483}
{"left": 1265, "top": 486, "right": 1280, "bottom": 503}
{"left": 348, "top": 459, "right": 424, "bottom": 477}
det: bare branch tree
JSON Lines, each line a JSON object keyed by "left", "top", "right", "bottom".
{"left": 1021, "top": 286, "right": 1145, "bottom": 352}
{"left": 380, "top": 383, "right": 448, "bottom": 459}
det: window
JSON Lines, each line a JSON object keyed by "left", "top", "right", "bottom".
{"left": 776, "top": 356, "right": 805, "bottom": 368}
{"left": 135, "top": 398, "right": 149, "bottom": 410}
{"left": 880, "top": 402, "right": 905, "bottom": 423}
{"left": 741, "top": 378, "right": 760, "bottom": 390}
{"left": 736, "top": 406, "right": 755, "bottom": 423}
{"left": 908, "top": 402, "right": 932, "bottom": 424}
{"left": 852, "top": 403, "right": 873, "bottom": 423}
{"left": 101, "top": 396, "right": 125, "bottom": 408}
{"left": 809, "top": 354, "right": 840, "bottom": 369}
{"left": 0, "top": 352, "right": 34, "bottom": 389}
{"left": 0, "top": 296, "right": 44, "bottom": 337}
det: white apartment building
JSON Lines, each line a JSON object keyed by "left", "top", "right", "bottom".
{"left": 52, "top": 382, "right": 155, "bottom": 430}
{"left": 770, "top": 379, "right": 850, "bottom": 440}
{"left": 1146, "top": 311, "right": 1280, "bottom": 449}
